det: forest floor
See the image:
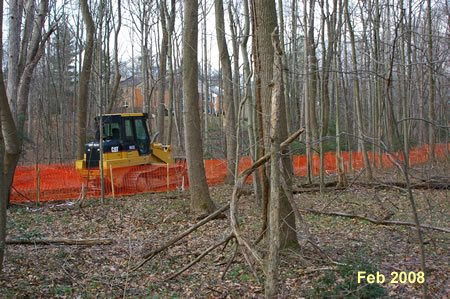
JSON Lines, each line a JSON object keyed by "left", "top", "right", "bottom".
{"left": 1, "top": 161, "right": 448, "bottom": 298}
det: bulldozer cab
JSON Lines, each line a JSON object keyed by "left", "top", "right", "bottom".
{"left": 95, "top": 113, "right": 151, "bottom": 155}
{"left": 75, "top": 112, "right": 177, "bottom": 188}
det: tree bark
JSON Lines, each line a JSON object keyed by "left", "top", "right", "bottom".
{"left": 0, "top": 0, "right": 21, "bottom": 271}
{"left": 0, "top": 118, "right": 5, "bottom": 272}
{"left": 253, "top": 0, "right": 298, "bottom": 250}
{"left": 165, "top": 0, "right": 175, "bottom": 145}
{"left": 6, "top": 0, "right": 24, "bottom": 115}
{"left": 214, "top": 0, "right": 237, "bottom": 184}
{"left": 16, "top": 0, "right": 52, "bottom": 134}
{"left": 303, "top": 0, "right": 313, "bottom": 184}
{"left": 107, "top": 0, "right": 122, "bottom": 114}
{"left": 426, "top": 0, "right": 435, "bottom": 160}
{"left": 265, "top": 27, "right": 283, "bottom": 299}
{"left": 156, "top": 0, "right": 168, "bottom": 141}
{"left": 75, "top": 0, "right": 95, "bottom": 160}
{"left": 183, "top": 0, "right": 216, "bottom": 214}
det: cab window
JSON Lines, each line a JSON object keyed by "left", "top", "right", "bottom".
{"left": 124, "top": 119, "right": 135, "bottom": 141}
{"left": 98, "top": 122, "right": 120, "bottom": 140}
{"left": 135, "top": 119, "right": 149, "bottom": 141}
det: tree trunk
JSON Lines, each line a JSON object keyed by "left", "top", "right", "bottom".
{"left": 157, "top": 0, "right": 168, "bottom": 142}
{"left": 344, "top": 0, "right": 373, "bottom": 181}
{"left": 0, "top": 120, "right": 5, "bottom": 272}
{"left": 214, "top": 0, "right": 237, "bottom": 184}
{"left": 228, "top": 1, "right": 240, "bottom": 122}
{"left": 253, "top": 0, "right": 298, "bottom": 250}
{"left": 308, "top": 0, "right": 319, "bottom": 144}
{"left": 265, "top": 27, "right": 283, "bottom": 299}
{"left": 183, "top": 0, "right": 216, "bottom": 214}
{"left": 107, "top": 0, "right": 122, "bottom": 114}
{"left": 165, "top": 0, "right": 175, "bottom": 145}
{"left": 6, "top": 0, "right": 24, "bottom": 115}
{"left": 426, "top": 0, "right": 435, "bottom": 160}
{"left": 241, "top": 0, "right": 262, "bottom": 204}
{"left": 0, "top": 0, "right": 21, "bottom": 270}
{"left": 335, "top": 0, "right": 346, "bottom": 187}
{"left": 75, "top": 0, "right": 95, "bottom": 160}
{"left": 303, "top": 0, "right": 313, "bottom": 184}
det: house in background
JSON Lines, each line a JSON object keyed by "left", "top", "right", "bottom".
{"left": 117, "top": 76, "right": 221, "bottom": 117}
{"left": 117, "top": 76, "right": 143, "bottom": 111}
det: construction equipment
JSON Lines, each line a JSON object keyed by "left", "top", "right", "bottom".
{"left": 75, "top": 113, "right": 186, "bottom": 192}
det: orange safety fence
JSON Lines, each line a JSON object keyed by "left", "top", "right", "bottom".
{"left": 10, "top": 143, "right": 449, "bottom": 203}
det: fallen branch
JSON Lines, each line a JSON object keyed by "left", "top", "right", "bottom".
{"left": 303, "top": 209, "right": 449, "bottom": 233}
{"left": 133, "top": 204, "right": 230, "bottom": 271}
{"left": 292, "top": 179, "right": 448, "bottom": 193}
{"left": 361, "top": 181, "right": 449, "bottom": 190}
{"left": 6, "top": 238, "right": 113, "bottom": 245}
{"left": 221, "top": 240, "right": 239, "bottom": 280}
{"left": 166, "top": 234, "right": 235, "bottom": 281}
{"left": 293, "top": 186, "right": 347, "bottom": 193}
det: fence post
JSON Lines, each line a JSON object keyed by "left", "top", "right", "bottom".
{"left": 36, "top": 166, "right": 40, "bottom": 203}
{"left": 167, "top": 164, "right": 169, "bottom": 192}
{"left": 110, "top": 165, "right": 115, "bottom": 199}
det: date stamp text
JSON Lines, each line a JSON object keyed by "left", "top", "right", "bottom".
{"left": 357, "top": 271, "right": 425, "bottom": 284}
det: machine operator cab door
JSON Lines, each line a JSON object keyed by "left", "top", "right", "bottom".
{"left": 95, "top": 113, "right": 151, "bottom": 156}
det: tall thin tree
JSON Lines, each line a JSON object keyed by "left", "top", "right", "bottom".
{"left": 183, "top": 0, "right": 216, "bottom": 214}
{"left": 75, "top": 0, "right": 96, "bottom": 160}
{"left": 215, "top": 0, "right": 237, "bottom": 184}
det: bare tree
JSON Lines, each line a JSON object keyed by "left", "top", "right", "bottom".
{"left": 106, "top": 0, "right": 122, "bottom": 113}
{"left": 0, "top": 0, "right": 21, "bottom": 272}
{"left": 156, "top": 0, "right": 169, "bottom": 141}
{"left": 165, "top": 0, "right": 176, "bottom": 145}
{"left": 426, "top": 0, "right": 435, "bottom": 160}
{"left": 7, "top": 0, "right": 54, "bottom": 135}
{"left": 265, "top": 27, "right": 283, "bottom": 299}
{"left": 183, "top": 0, "right": 216, "bottom": 214}
{"left": 252, "top": 0, "right": 298, "bottom": 249}
{"left": 238, "top": 0, "right": 262, "bottom": 203}
{"left": 75, "top": 0, "right": 95, "bottom": 160}
{"left": 215, "top": 0, "right": 237, "bottom": 184}
{"left": 344, "top": 0, "right": 373, "bottom": 180}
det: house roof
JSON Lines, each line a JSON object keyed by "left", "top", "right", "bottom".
{"left": 119, "top": 76, "right": 143, "bottom": 87}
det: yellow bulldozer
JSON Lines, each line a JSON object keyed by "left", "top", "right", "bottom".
{"left": 75, "top": 113, "right": 185, "bottom": 192}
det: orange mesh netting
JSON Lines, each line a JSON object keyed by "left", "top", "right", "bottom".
{"left": 11, "top": 143, "right": 449, "bottom": 203}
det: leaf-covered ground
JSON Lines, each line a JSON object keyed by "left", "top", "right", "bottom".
{"left": 1, "top": 162, "right": 448, "bottom": 298}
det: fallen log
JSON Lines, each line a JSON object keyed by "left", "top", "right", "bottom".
{"left": 303, "top": 208, "right": 449, "bottom": 233}
{"left": 361, "top": 181, "right": 449, "bottom": 190}
{"left": 6, "top": 238, "right": 113, "bottom": 245}
{"left": 293, "top": 186, "right": 347, "bottom": 193}
{"left": 292, "top": 180, "right": 448, "bottom": 193}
